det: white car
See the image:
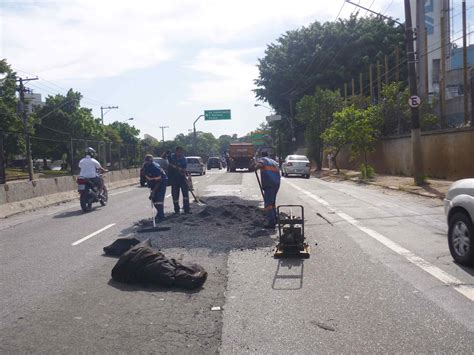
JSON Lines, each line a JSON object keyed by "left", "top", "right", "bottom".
{"left": 186, "top": 156, "right": 206, "bottom": 176}
{"left": 281, "top": 155, "right": 311, "bottom": 178}
{"left": 444, "top": 178, "right": 474, "bottom": 266}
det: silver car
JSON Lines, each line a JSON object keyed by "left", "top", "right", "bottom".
{"left": 281, "top": 155, "right": 311, "bottom": 178}
{"left": 186, "top": 156, "right": 206, "bottom": 176}
{"left": 444, "top": 178, "right": 474, "bottom": 266}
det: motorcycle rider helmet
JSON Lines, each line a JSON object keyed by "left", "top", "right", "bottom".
{"left": 85, "top": 147, "right": 96, "bottom": 157}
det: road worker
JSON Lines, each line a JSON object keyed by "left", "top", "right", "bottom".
{"left": 167, "top": 146, "right": 191, "bottom": 214}
{"left": 255, "top": 151, "right": 281, "bottom": 228}
{"left": 143, "top": 154, "right": 168, "bottom": 222}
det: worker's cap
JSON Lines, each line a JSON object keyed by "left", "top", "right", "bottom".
{"left": 144, "top": 154, "right": 154, "bottom": 162}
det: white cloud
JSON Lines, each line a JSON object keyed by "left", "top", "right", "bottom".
{"left": 183, "top": 47, "right": 261, "bottom": 105}
{"left": 0, "top": 0, "right": 404, "bottom": 81}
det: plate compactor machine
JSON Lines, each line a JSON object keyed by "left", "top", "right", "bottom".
{"left": 274, "top": 205, "right": 310, "bottom": 258}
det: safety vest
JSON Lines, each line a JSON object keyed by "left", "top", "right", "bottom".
{"left": 259, "top": 157, "right": 281, "bottom": 188}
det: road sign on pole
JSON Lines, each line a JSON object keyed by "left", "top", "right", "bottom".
{"left": 265, "top": 114, "right": 281, "bottom": 123}
{"left": 204, "top": 109, "right": 231, "bottom": 120}
{"left": 408, "top": 95, "right": 421, "bottom": 108}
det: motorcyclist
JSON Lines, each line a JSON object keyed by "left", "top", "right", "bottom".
{"left": 78, "top": 147, "right": 107, "bottom": 195}
{"left": 143, "top": 154, "right": 168, "bottom": 222}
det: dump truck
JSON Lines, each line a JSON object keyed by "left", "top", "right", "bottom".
{"left": 228, "top": 143, "right": 255, "bottom": 172}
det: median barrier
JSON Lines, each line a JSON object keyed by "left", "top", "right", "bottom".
{"left": 0, "top": 168, "right": 140, "bottom": 218}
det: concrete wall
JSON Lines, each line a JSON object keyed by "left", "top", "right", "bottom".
{"left": 334, "top": 128, "right": 474, "bottom": 180}
{"left": 0, "top": 168, "right": 140, "bottom": 218}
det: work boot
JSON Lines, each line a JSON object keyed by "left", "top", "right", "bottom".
{"left": 184, "top": 209, "right": 192, "bottom": 214}
{"left": 263, "top": 223, "right": 276, "bottom": 229}
{"left": 173, "top": 202, "right": 180, "bottom": 214}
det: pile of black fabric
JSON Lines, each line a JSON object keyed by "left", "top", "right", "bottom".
{"left": 111, "top": 239, "right": 207, "bottom": 290}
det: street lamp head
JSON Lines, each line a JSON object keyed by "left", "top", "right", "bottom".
{"left": 254, "top": 104, "right": 260, "bottom": 107}
{"left": 128, "top": 117, "right": 134, "bottom": 121}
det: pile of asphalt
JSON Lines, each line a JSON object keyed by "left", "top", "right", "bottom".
{"left": 133, "top": 196, "right": 276, "bottom": 252}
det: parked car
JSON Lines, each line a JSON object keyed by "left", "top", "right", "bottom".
{"left": 444, "top": 178, "right": 474, "bottom": 266}
{"left": 281, "top": 155, "right": 311, "bottom": 178}
{"left": 207, "top": 157, "right": 222, "bottom": 170}
{"left": 186, "top": 156, "right": 206, "bottom": 175}
{"left": 140, "top": 157, "right": 169, "bottom": 187}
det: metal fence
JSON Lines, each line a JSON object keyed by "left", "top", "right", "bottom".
{"left": 0, "top": 130, "right": 151, "bottom": 183}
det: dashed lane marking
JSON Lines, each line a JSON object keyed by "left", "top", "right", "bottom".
{"left": 284, "top": 179, "right": 474, "bottom": 302}
{"left": 72, "top": 223, "right": 116, "bottom": 246}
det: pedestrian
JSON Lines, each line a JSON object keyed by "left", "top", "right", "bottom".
{"left": 327, "top": 151, "right": 333, "bottom": 170}
{"left": 225, "top": 151, "right": 230, "bottom": 172}
{"left": 255, "top": 151, "right": 281, "bottom": 229}
{"left": 143, "top": 154, "right": 168, "bottom": 222}
{"left": 167, "top": 146, "right": 191, "bottom": 214}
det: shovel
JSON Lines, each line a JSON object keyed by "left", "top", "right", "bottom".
{"left": 185, "top": 174, "right": 206, "bottom": 206}
{"left": 137, "top": 193, "right": 171, "bottom": 233}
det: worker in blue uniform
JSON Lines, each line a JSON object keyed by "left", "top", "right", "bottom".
{"left": 143, "top": 154, "right": 168, "bottom": 222}
{"left": 255, "top": 151, "right": 281, "bottom": 228}
{"left": 167, "top": 146, "right": 191, "bottom": 214}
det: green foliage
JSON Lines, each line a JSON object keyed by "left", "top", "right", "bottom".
{"left": 254, "top": 15, "right": 406, "bottom": 119}
{"left": 322, "top": 105, "right": 382, "bottom": 171}
{"left": 296, "top": 88, "right": 344, "bottom": 169}
{"left": 359, "top": 163, "right": 375, "bottom": 179}
{"left": 377, "top": 82, "right": 439, "bottom": 135}
{"left": 109, "top": 121, "right": 140, "bottom": 144}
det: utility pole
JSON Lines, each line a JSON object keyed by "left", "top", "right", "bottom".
{"left": 462, "top": 0, "right": 470, "bottom": 125}
{"left": 404, "top": 0, "right": 424, "bottom": 185}
{"left": 384, "top": 55, "right": 389, "bottom": 85}
{"left": 416, "top": 0, "right": 427, "bottom": 98}
{"left": 377, "top": 60, "right": 382, "bottom": 102}
{"left": 17, "top": 76, "right": 38, "bottom": 181}
{"left": 100, "top": 106, "right": 118, "bottom": 125}
{"left": 395, "top": 47, "right": 400, "bottom": 82}
{"left": 359, "top": 73, "right": 363, "bottom": 96}
{"left": 159, "top": 125, "right": 169, "bottom": 142}
{"left": 440, "top": 9, "right": 447, "bottom": 128}
{"left": 369, "top": 64, "right": 374, "bottom": 102}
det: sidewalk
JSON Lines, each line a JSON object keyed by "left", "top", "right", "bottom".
{"left": 311, "top": 168, "right": 454, "bottom": 199}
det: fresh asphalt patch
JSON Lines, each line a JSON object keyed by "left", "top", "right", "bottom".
{"left": 129, "top": 195, "right": 276, "bottom": 252}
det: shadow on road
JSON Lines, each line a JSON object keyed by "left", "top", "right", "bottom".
{"left": 53, "top": 209, "right": 85, "bottom": 218}
{"left": 107, "top": 278, "right": 202, "bottom": 294}
{"left": 271, "top": 258, "right": 305, "bottom": 290}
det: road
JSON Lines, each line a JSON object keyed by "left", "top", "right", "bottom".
{"left": 1, "top": 169, "right": 473, "bottom": 353}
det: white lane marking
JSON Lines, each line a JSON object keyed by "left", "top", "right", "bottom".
{"left": 109, "top": 187, "right": 137, "bottom": 196}
{"left": 72, "top": 223, "right": 116, "bottom": 246}
{"left": 284, "top": 179, "right": 474, "bottom": 302}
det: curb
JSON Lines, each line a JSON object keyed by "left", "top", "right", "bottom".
{"left": 0, "top": 178, "right": 139, "bottom": 219}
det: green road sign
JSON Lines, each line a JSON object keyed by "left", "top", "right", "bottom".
{"left": 204, "top": 109, "right": 231, "bottom": 120}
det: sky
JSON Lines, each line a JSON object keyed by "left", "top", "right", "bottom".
{"left": 1, "top": 0, "right": 408, "bottom": 140}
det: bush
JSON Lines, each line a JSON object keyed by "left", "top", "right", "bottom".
{"left": 360, "top": 164, "right": 375, "bottom": 180}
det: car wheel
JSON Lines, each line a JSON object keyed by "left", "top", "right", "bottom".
{"left": 448, "top": 212, "right": 474, "bottom": 266}
{"left": 305, "top": 174, "right": 310, "bottom": 179}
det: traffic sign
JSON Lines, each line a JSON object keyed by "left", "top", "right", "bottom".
{"left": 408, "top": 95, "right": 421, "bottom": 108}
{"left": 266, "top": 114, "right": 281, "bottom": 123}
{"left": 204, "top": 109, "right": 231, "bottom": 120}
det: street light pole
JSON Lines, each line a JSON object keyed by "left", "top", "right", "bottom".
{"left": 159, "top": 125, "right": 169, "bottom": 142}
{"left": 193, "top": 115, "right": 204, "bottom": 155}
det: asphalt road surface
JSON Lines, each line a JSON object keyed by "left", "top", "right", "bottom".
{"left": 1, "top": 169, "right": 473, "bottom": 353}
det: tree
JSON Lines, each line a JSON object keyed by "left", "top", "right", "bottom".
{"left": 109, "top": 121, "right": 140, "bottom": 144}
{"left": 296, "top": 88, "right": 344, "bottom": 170}
{"left": 32, "top": 89, "right": 104, "bottom": 164}
{"left": 321, "top": 106, "right": 354, "bottom": 173}
{"left": 0, "top": 59, "right": 24, "bottom": 165}
{"left": 254, "top": 15, "right": 406, "bottom": 121}
{"left": 322, "top": 105, "right": 382, "bottom": 175}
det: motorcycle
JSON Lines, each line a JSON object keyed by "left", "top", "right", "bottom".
{"left": 76, "top": 175, "right": 108, "bottom": 212}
